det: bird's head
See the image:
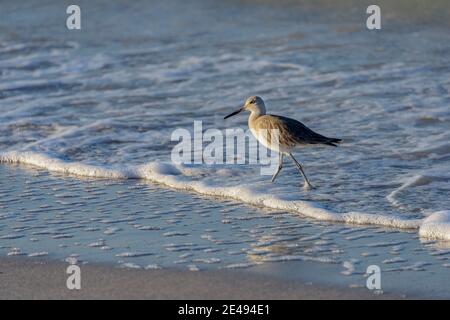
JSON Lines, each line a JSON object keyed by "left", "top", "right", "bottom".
{"left": 224, "top": 96, "right": 266, "bottom": 119}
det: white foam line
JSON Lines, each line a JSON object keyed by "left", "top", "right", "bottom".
{"left": 387, "top": 175, "right": 432, "bottom": 209}
{"left": 1, "top": 151, "right": 448, "bottom": 240}
{"left": 419, "top": 211, "right": 450, "bottom": 241}
{"left": 387, "top": 173, "right": 450, "bottom": 209}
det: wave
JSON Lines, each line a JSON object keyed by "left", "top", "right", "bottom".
{"left": 387, "top": 175, "right": 435, "bottom": 209}
{"left": 1, "top": 151, "right": 449, "bottom": 241}
{"left": 387, "top": 173, "right": 450, "bottom": 211}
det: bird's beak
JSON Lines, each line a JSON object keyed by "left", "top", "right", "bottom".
{"left": 224, "top": 106, "right": 244, "bottom": 119}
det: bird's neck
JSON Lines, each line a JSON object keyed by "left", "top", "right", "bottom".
{"left": 248, "top": 110, "right": 263, "bottom": 126}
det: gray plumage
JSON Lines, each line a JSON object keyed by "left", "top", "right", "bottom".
{"left": 253, "top": 114, "right": 341, "bottom": 148}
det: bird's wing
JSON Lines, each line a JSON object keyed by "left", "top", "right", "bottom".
{"left": 256, "top": 115, "right": 338, "bottom": 146}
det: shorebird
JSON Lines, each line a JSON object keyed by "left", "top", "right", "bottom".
{"left": 224, "top": 96, "right": 341, "bottom": 189}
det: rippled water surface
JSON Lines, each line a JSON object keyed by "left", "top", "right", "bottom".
{"left": 1, "top": 0, "right": 450, "bottom": 296}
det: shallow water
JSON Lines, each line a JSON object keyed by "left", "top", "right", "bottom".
{"left": 1, "top": 0, "right": 450, "bottom": 296}
{"left": 1, "top": 165, "right": 450, "bottom": 297}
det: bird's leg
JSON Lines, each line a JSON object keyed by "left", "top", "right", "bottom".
{"left": 271, "top": 153, "right": 284, "bottom": 183}
{"left": 288, "top": 153, "right": 315, "bottom": 189}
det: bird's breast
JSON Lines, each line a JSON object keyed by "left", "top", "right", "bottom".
{"left": 249, "top": 121, "right": 285, "bottom": 153}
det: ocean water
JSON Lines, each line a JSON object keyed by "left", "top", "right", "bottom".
{"left": 1, "top": 0, "right": 450, "bottom": 296}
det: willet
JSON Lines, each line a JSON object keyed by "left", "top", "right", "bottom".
{"left": 224, "top": 96, "right": 342, "bottom": 189}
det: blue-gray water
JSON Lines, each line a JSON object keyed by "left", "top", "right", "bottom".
{"left": 1, "top": 0, "right": 450, "bottom": 297}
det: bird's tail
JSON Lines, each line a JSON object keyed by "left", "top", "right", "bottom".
{"left": 323, "top": 137, "right": 342, "bottom": 147}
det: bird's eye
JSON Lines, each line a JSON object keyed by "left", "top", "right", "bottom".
{"left": 249, "top": 99, "right": 255, "bottom": 104}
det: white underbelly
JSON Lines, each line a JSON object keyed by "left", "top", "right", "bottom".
{"left": 250, "top": 127, "right": 291, "bottom": 153}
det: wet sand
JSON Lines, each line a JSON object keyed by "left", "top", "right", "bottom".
{"left": 0, "top": 257, "right": 401, "bottom": 300}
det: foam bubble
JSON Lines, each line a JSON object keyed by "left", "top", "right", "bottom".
{"left": 419, "top": 211, "right": 450, "bottom": 241}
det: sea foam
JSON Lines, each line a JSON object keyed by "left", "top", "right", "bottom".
{"left": 1, "top": 151, "right": 449, "bottom": 241}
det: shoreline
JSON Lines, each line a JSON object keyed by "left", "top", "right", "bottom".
{"left": 0, "top": 257, "right": 403, "bottom": 300}
{"left": 1, "top": 153, "right": 448, "bottom": 242}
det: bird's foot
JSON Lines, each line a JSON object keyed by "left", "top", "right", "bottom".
{"left": 303, "top": 182, "right": 315, "bottom": 190}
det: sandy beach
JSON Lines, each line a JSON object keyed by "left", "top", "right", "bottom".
{"left": 0, "top": 257, "right": 404, "bottom": 300}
